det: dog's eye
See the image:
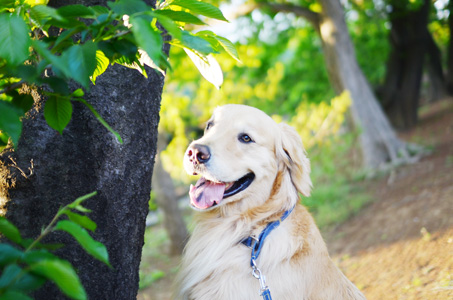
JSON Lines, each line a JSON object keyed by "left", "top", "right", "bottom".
{"left": 205, "top": 122, "right": 213, "bottom": 131}
{"left": 238, "top": 134, "right": 253, "bottom": 144}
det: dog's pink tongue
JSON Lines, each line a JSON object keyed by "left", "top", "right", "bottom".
{"left": 189, "top": 177, "right": 225, "bottom": 209}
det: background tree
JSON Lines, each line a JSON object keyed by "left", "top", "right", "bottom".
{"left": 259, "top": 0, "right": 413, "bottom": 167}
{"left": 152, "top": 134, "right": 189, "bottom": 256}
{"left": 380, "top": 0, "right": 437, "bottom": 129}
{"left": 446, "top": 0, "right": 453, "bottom": 94}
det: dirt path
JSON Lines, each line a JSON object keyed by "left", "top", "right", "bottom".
{"left": 138, "top": 100, "right": 453, "bottom": 300}
{"left": 325, "top": 100, "right": 453, "bottom": 299}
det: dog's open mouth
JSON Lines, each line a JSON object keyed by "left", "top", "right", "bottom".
{"left": 189, "top": 173, "right": 255, "bottom": 210}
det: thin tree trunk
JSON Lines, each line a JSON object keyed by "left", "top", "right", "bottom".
{"left": 263, "top": 0, "right": 412, "bottom": 168}
{"left": 316, "top": 0, "right": 409, "bottom": 167}
{"left": 152, "top": 135, "right": 189, "bottom": 255}
{"left": 0, "top": 0, "right": 165, "bottom": 298}
{"left": 380, "top": 0, "right": 430, "bottom": 129}
{"left": 425, "top": 30, "right": 447, "bottom": 103}
{"left": 447, "top": 0, "right": 453, "bottom": 94}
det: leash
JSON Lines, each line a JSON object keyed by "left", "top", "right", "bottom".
{"left": 241, "top": 206, "right": 295, "bottom": 299}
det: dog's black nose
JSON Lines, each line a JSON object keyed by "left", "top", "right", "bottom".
{"left": 187, "top": 144, "right": 211, "bottom": 164}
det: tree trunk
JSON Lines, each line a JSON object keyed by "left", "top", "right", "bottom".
{"left": 152, "top": 136, "right": 189, "bottom": 256}
{"left": 0, "top": 0, "right": 165, "bottom": 299}
{"left": 263, "top": 0, "right": 412, "bottom": 168}
{"left": 425, "top": 31, "right": 447, "bottom": 103}
{"left": 380, "top": 0, "right": 430, "bottom": 129}
{"left": 316, "top": 0, "right": 409, "bottom": 167}
{"left": 446, "top": 0, "right": 453, "bottom": 95}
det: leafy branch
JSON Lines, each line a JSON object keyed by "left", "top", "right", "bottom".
{"left": 0, "top": 0, "right": 239, "bottom": 149}
{"left": 0, "top": 191, "right": 109, "bottom": 300}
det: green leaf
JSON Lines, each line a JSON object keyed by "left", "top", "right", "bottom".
{"left": 11, "top": 94, "right": 34, "bottom": 115}
{"left": 32, "top": 40, "right": 71, "bottom": 79}
{"left": 0, "top": 14, "right": 31, "bottom": 66}
{"left": 14, "top": 65, "right": 41, "bottom": 84}
{"left": 129, "top": 16, "right": 164, "bottom": 67}
{"left": 57, "top": 5, "right": 96, "bottom": 18}
{"left": 20, "top": 240, "right": 64, "bottom": 251}
{"left": 174, "top": 31, "right": 214, "bottom": 56}
{"left": 0, "top": 290, "right": 33, "bottom": 300}
{"left": 63, "top": 211, "right": 97, "bottom": 232}
{"left": 197, "top": 31, "right": 241, "bottom": 62}
{"left": 0, "top": 244, "right": 23, "bottom": 266}
{"left": 110, "top": 38, "right": 138, "bottom": 61}
{"left": 0, "top": 217, "right": 22, "bottom": 244}
{"left": 73, "top": 205, "right": 91, "bottom": 213}
{"left": 0, "top": 0, "right": 16, "bottom": 10}
{"left": 44, "top": 96, "right": 73, "bottom": 134}
{"left": 0, "top": 132, "right": 9, "bottom": 148}
{"left": 52, "top": 27, "right": 84, "bottom": 53}
{"left": 71, "top": 89, "right": 84, "bottom": 98}
{"left": 44, "top": 13, "right": 84, "bottom": 29}
{"left": 8, "top": 272, "right": 46, "bottom": 294}
{"left": 171, "top": 0, "right": 228, "bottom": 22}
{"left": 54, "top": 220, "right": 111, "bottom": 267}
{"left": 113, "top": 54, "right": 147, "bottom": 76}
{"left": 0, "top": 101, "right": 22, "bottom": 147}
{"left": 0, "top": 264, "right": 43, "bottom": 293}
{"left": 43, "top": 77, "right": 70, "bottom": 95}
{"left": 107, "top": 0, "right": 148, "bottom": 16}
{"left": 24, "top": 0, "right": 49, "bottom": 7}
{"left": 60, "top": 42, "right": 97, "bottom": 89}
{"left": 1, "top": 256, "right": 46, "bottom": 293}
{"left": 184, "top": 49, "right": 223, "bottom": 89}
{"left": 154, "top": 10, "right": 204, "bottom": 25}
{"left": 29, "top": 259, "right": 87, "bottom": 300}
{"left": 91, "top": 50, "right": 109, "bottom": 84}
{"left": 29, "top": 5, "right": 58, "bottom": 28}
{"left": 75, "top": 99, "right": 123, "bottom": 144}
{"left": 90, "top": 5, "right": 109, "bottom": 16}
{"left": 0, "top": 264, "right": 22, "bottom": 288}
{"left": 147, "top": 12, "right": 182, "bottom": 40}
{"left": 29, "top": 5, "right": 82, "bottom": 30}
{"left": 22, "top": 250, "right": 59, "bottom": 265}
{"left": 66, "top": 191, "right": 97, "bottom": 209}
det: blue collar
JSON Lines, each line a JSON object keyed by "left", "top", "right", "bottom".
{"left": 241, "top": 206, "right": 295, "bottom": 266}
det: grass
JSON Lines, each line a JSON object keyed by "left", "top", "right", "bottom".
{"left": 139, "top": 225, "right": 173, "bottom": 290}
{"left": 307, "top": 183, "right": 370, "bottom": 229}
{"left": 303, "top": 132, "right": 372, "bottom": 229}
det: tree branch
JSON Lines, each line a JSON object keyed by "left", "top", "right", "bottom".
{"left": 0, "top": 81, "right": 25, "bottom": 95}
{"left": 224, "top": 2, "right": 320, "bottom": 31}
{"left": 260, "top": 2, "right": 321, "bottom": 29}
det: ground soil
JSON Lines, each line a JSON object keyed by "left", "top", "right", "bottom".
{"left": 324, "top": 99, "right": 453, "bottom": 300}
{"left": 138, "top": 100, "right": 453, "bottom": 300}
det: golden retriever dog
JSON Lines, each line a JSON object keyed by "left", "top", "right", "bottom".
{"left": 174, "top": 104, "right": 365, "bottom": 300}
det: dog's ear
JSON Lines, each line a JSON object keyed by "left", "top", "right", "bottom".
{"left": 277, "top": 123, "right": 312, "bottom": 197}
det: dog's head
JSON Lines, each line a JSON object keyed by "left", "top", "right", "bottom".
{"left": 184, "top": 104, "right": 311, "bottom": 212}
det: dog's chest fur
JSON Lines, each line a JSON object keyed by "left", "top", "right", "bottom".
{"left": 175, "top": 206, "right": 322, "bottom": 300}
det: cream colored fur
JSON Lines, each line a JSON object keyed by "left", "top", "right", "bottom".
{"left": 175, "top": 105, "right": 366, "bottom": 300}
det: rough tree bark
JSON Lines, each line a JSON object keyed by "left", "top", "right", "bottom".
{"left": 425, "top": 32, "right": 447, "bottom": 103}
{"left": 380, "top": 0, "right": 431, "bottom": 129}
{"left": 265, "top": 0, "right": 411, "bottom": 168}
{"left": 446, "top": 0, "right": 453, "bottom": 95}
{"left": 152, "top": 135, "right": 189, "bottom": 255}
{"left": 0, "top": 0, "right": 165, "bottom": 299}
